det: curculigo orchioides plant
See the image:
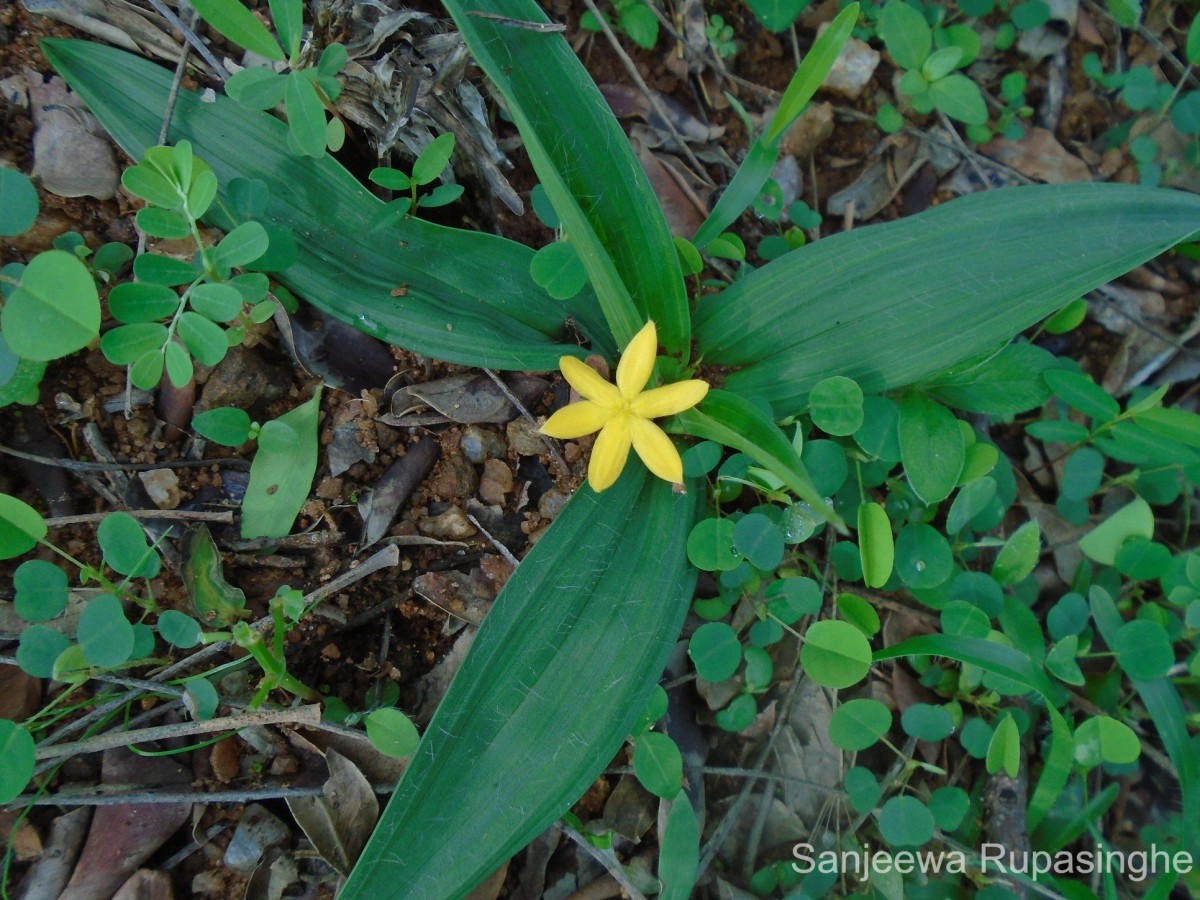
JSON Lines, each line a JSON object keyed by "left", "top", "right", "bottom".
{"left": 35, "top": 0, "right": 1200, "bottom": 893}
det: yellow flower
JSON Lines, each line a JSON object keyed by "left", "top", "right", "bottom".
{"left": 541, "top": 321, "right": 709, "bottom": 492}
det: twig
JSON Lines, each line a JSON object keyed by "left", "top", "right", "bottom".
{"left": 158, "top": 8, "right": 195, "bottom": 144}
{"left": 483, "top": 368, "right": 571, "bottom": 477}
{"left": 936, "top": 111, "right": 992, "bottom": 187}
{"left": 562, "top": 822, "right": 648, "bottom": 900}
{"left": 10, "top": 778, "right": 398, "bottom": 809}
{"left": 35, "top": 705, "right": 322, "bottom": 762}
{"left": 696, "top": 671, "right": 805, "bottom": 877}
{"left": 144, "top": 0, "right": 230, "bottom": 79}
{"left": 465, "top": 512, "right": 521, "bottom": 568}
{"left": 8, "top": 784, "right": 337, "bottom": 808}
{"left": 578, "top": 0, "right": 711, "bottom": 180}
{"left": 0, "top": 443, "right": 249, "bottom": 473}
{"left": 44, "top": 509, "right": 234, "bottom": 528}
{"left": 1081, "top": 0, "right": 1200, "bottom": 89}
{"left": 222, "top": 528, "right": 344, "bottom": 551}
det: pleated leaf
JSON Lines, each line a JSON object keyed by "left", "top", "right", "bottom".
{"left": 41, "top": 39, "right": 614, "bottom": 370}
{"left": 440, "top": 0, "right": 689, "bottom": 355}
{"left": 340, "top": 466, "right": 701, "bottom": 899}
{"left": 693, "top": 184, "right": 1200, "bottom": 417}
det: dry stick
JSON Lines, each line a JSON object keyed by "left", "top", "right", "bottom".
{"left": 561, "top": 823, "right": 649, "bottom": 900}
{"left": 741, "top": 767, "right": 779, "bottom": 882}
{"left": 35, "top": 544, "right": 401, "bottom": 752}
{"left": 144, "top": 0, "right": 229, "bottom": 79}
{"left": 465, "top": 512, "right": 521, "bottom": 568}
{"left": 577, "top": 0, "right": 711, "bottom": 181}
{"left": 0, "top": 443, "right": 249, "bottom": 473}
{"left": 483, "top": 368, "right": 571, "bottom": 477}
{"left": 1081, "top": 0, "right": 1200, "bottom": 89}
{"left": 159, "top": 10, "right": 194, "bottom": 146}
{"left": 936, "top": 111, "right": 993, "bottom": 187}
{"left": 44, "top": 509, "right": 234, "bottom": 528}
{"left": 11, "top": 785, "right": 333, "bottom": 808}
{"left": 35, "top": 705, "right": 322, "bottom": 762}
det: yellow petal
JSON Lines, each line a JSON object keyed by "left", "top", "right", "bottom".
{"left": 630, "top": 418, "right": 683, "bottom": 484}
{"left": 541, "top": 401, "right": 612, "bottom": 439}
{"left": 616, "top": 320, "right": 658, "bottom": 399}
{"left": 630, "top": 379, "right": 709, "bottom": 419}
{"left": 560, "top": 356, "right": 621, "bottom": 407}
{"left": 588, "top": 415, "right": 632, "bottom": 492}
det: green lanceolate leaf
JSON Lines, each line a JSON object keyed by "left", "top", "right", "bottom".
{"left": 41, "top": 39, "right": 614, "bottom": 370}
{"left": 340, "top": 467, "right": 700, "bottom": 899}
{"left": 693, "top": 184, "right": 1200, "bottom": 417}
{"left": 186, "top": 0, "right": 284, "bottom": 61}
{"left": 694, "top": 5, "right": 858, "bottom": 248}
{"left": 668, "top": 389, "right": 842, "bottom": 528}
{"left": 440, "top": 0, "right": 688, "bottom": 355}
{"left": 242, "top": 387, "right": 321, "bottom": 538}
{"left": 898, "top": 393, "right": 965, "bottom": 504}
{"left": 857, "top": 502, "right": 894, "bottom": 588}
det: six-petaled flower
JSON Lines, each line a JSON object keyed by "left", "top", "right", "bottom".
{"left": 540, "top": 320, "right": 709, "bottom": 492}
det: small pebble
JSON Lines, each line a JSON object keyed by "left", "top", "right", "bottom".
{"left": 819, "top": 26, "right": 880, "bottom": 99}
{"left": 222, "top": 804, "right": 290, "bottom": 874}
{"left": 538, "top": 488, "right": 569, "bottom": 521}
{"left": 432, "top": 451, "right": 479, "bottom": 499}
{"left": 418, "top": 506, "right": 477, "bottom": 540}
{"left": 479, "top": 459, "right": 513, "bottom": 506}
{"left": 506, "top": 419, "right": 545, "bottom": 456}
{"left": 460, "top": 425, "right": 507, "bottom": 463}
{"left": 138, "top": 469, "right": 182, "bottom": 509}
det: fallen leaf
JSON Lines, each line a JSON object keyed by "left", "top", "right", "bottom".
{"left": 25, "top": 69, "right": 118, "bottom": 200}
{"left": 286, "top": 749, "right": 378, "bottom": 876}
{"left": 980, "top": 128, "right": 1091, "bottom": 183}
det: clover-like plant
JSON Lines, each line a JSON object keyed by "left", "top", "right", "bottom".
{"left": 38, "top": 0, "right": 1200, "bottom": 894}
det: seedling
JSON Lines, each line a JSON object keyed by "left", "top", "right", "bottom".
{"left": 367, "top": 133, "right": 464, "bottom": 228}
{"left": 193, "top": 0, "right": 348, "bottom": 156}
{"left": 581, "top": 0, "right": 658, "bottom": 49}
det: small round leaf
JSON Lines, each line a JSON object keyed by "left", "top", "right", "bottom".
{"left": 878, "top": 796, "right": 935, "bottom": 848}
{"left": 78, "top": 593, "right": 135, "bottom": 668}
{"left": 365, "top": 708, "right": 420, "bottom": 758}
{"left": 829, "top": 699, "right": 891, "bottom": 751}
{"left": 800, "top": 620, "right": 871, "bottom": 689}
{"left": 688, "top": 622, "right": 742, "bottom": 682}
{"left": 0, "top": 721, "right": 35, "bottom": 803}
{"left": 13, "top": 559, "right": 68, "bottom": 621}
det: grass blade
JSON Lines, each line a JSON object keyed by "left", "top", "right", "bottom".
{"left": 341, "top": 467, "right": 701, "bottom": 898}
{"left": 694, "top": 183, "right": 1200, "bottom": 416}
{"left": 1089, "top": 586, "right": 1200, "bottom": 838}
{"left": 41, "top": 38, "right": 614, "bottom": 370}
{"left": 693, "top": 4, "right": 858, "bottom": 247}
{"left": 874, "top": 633, "right": 1074, "bottom": 831}
{"left": 668, "top": 389, "right": 841, "bottom": 528}
{"left": 441, "top": 0, "right": 690, "bottom": 355}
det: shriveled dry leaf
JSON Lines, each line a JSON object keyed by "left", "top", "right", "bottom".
{"left": 25, "top": 69, "right": 118, "bottom": 199}
{"left": 980, "top": 128, "right": 1091, "bottom": 183}
{"left": 286, "top": 749, "right": 378, "bottom": 876}
{"left": 384, "top": 373, "right": 547, "bottom": 426}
